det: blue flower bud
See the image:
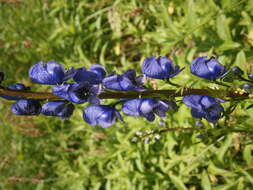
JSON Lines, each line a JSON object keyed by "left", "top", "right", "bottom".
{"left": 242, "top": 83, "right": 252, "bottom": 93}
{"left": 230, "top": 66, "right": 244, "bottom": 75}
{"left": 190, "top": 56, "right": 226, "bottom": 80}
{"left": 103, "top": 69, "right": 145, "bottom": 91}
{"left": 12, "top": 99, "right": 41, "bottom": 115}
{"left": 29, "top": 61, "right": 76, "bottom": 85}
{"left": 183, "top": 95, "right": 224, "bottom": 123}
{"left": 41, "top": 100, "right": 75, "bottom": 119}
{"left": 248, "top": 73, "right": 253, "bottom": 80}
{"left": 52, "top": 82, "right": 101, "bottom": 104}
{"left": 141, "top": 56, "right": 183, "bottom": 79}
{"left": 73, "top": 64, "right": 106, "bottom": 84}
{"left": 1, "top": 83, "right": 28, "bottom": 100}
{"left": 122, "top": 98, "right": 177, "bottom": 121}
{"left": 83, "top": 105, "right": 123, "bottom": 128}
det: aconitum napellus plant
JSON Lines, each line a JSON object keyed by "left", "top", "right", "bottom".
{"left": 1, "top": 55, "right": 252, "bottom": 128}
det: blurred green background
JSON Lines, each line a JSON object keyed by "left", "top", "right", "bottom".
{"left": 1, "top": 0, "right": 253, "bottom": 189}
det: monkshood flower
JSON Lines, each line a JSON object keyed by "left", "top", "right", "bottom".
{"left": 103, "top": 69, "right": 145, "bottom": 91}
{"left": 41, "top": 100, "right": 75, "bottom": 119}
{"left": 73, "top": 64, "right": 106, "bottom": 84}
{"left": 52, "top": 82, "right": 101, "bottom": 104}
{"left": 141, "top": 56, "right": 183, "bottom": 79}
{"left": 83, "top": 105, "right": 123, "bottom": 128}
{"left": 1, "top": 83, "right": 29, "bottom": 100}
{"left": 12, "top": 99, "right": 41, "bottom": 115}
{"left": 183, "top": 95, "right": 224, "bottom": 123}
{"left": 122, "top": 98, "right": 177, "bottom": 121}
{"left": 29, "top": 61, "right": 76, "bottom": 85}
{"left": 190, "top": 56, "right": 226, "bottom": 80}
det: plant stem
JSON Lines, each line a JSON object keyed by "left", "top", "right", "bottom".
{"left": 214, "top": 81, "right": 231, "bottom": 87}
{"left": 166, "top": 79, "right": 181, "bottom": 87}
{"left": 0, "top": 88, "right": 251, "bottom": 101}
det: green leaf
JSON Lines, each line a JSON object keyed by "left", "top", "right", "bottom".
{"left": 240, "top": 170, "right": 253, "bottom": 185}
{"left": 216, "top": 134, "right": 233, "bottom": 163}
{"left": 243, "top": 145, "right": 253, "bottom": 166}
{"left": 35, "top": 182, "right": 44, "bottom": 190}
{"left": 216, "top": 14, "right": 231, "bottom": 41}
{"left": 217, "top": 41, "right": 240, "bottom": 51}
{"left": 208, "top": 161, "right": 236, "bottom": 177}
{"left": 169, "top": 173, "right": 187, "bottom": 190}
{"left": 201, "top": 170, "right": 211, "bottom": 190}
{"left": 234, "top": 50, "right": 247, "bottom": 67}
{"left": 186, "top": 0, "right": 196, "bottom": 29}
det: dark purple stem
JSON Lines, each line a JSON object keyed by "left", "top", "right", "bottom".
{"left": 0, "top": 88, "right": 250, "bottom": 101}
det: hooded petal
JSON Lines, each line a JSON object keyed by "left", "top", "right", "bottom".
{"left": 73, "top": 67, "right": 100, "bottom": 84}
{"left": 191, "top": 56, "right": 226, "bottom": 80}
{"left": 52, "top": 83, "right": 72, "bottom": 101}
{"left": 153, "top": 100, "right": 176, "bottom": 117}
{"left": 123, "top": 70, "right": 136, "bottom": 82}
{"left": 206, "top": 57, "right": 226, "bottom": 78}
{"left": 83, "top": 105, "right": 102, "bottom": 126}
{"left": 122, "top": 98, "right": 172, "bottom": 121}
{"left": 142, "top": 56, "right": 182, "bottom": 79}
{"left": 122, "top": 99, "right": 142, "bottom": 116}
{"left": 139, "top": 99, "right": 158, "bottom": 115}
{"left": 183, "top": 95, "right": 202, "bottom": 110}
{"left": 205, "top": 104, "right": 224, "bottom": 123}
{"left": 142, "top": 57, "right": 172, "bottom": 79}
{"left": 191, "top": 108, "right": 206, "bottom": 119}
{"left": 12, "top": 99, "right": 41, "bottom": 115}
{"left": 200, "top": 96, "right": 217, "bottom": 109}
{"left": 63, "top": 67, "right": 77, "bottom": 81}
{"left": 29, "top": 61, "right": 65, "bottom": 85}
{"left": 96, "top": 110, "right": 116, "bottom": 128}
{"left": 143, "top": 112, "right": 155, "bottom": 121}
{"left": 135, "top": 75, "right": 146, "bottom": 86}
{"left": 74, "top": 64, "right": 106, "bottom": 84}
{"left": 89, "top": 64, "right": 106, "bottom": 80}
{"left": 83, "top": 105, "right": 120, "bottom": 128}
{"left": 184, "top": 95, "right": 224, "bottom": 123}
{"left": 87, "top": 96, "right": 101, "bottom": 104}
{"left": 103, "top": 74, "right": 136, "bottom": 91}
{"left": 41, "top": 100, "right": 74, "bottom": 119}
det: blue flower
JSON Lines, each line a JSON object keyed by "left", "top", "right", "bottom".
{"left": 122, "top": 98, "right": 177, "bottom": 121}
{"left": 1, "top": 83, "right": 29, "bottom": 100}
{"left": 183, "top": 95, "right": 224, "bottom": 123}
{"left": 190, "top": 56, "right": 226, "bottom": 80}
{"left": 83, "top": 105, "right": 123, "bottom": 128}
{"left": 52, "top": 82, "right": 101, "bottom": 104}
{"left": 141, "top": 56, "right": 183, "bottom": 79}
{"left": 41, "top": 100, "right": 75, "bottom": 119}
{"left": 73, "top": 64, "right": 106, "bottom": 84}
{"left": 12, "top": 99, "right": 41, "bottom": 115}
{"left": 29, "top": 61, "right": 76, "bottom": 85}
{"left": 103, "top": 69, "right": 145, "bottom": 91}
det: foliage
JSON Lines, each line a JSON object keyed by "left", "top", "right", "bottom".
{"left": 0, "top": 0, "right": 253, "bottom": 189}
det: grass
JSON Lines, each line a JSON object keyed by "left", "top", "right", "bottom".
{"left": 0, "top": 0, "right": 253, "bottom": 189}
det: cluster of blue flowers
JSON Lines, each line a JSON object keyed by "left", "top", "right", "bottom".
{"left": 1, "top": 56, "right": 250, "bottom": 127}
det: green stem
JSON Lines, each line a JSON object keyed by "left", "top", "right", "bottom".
{"left": 214, "top": 81, "right": 231, "bottom": 88}
{"left": 167, "top": 80, "right": 181, "bottom": 87}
